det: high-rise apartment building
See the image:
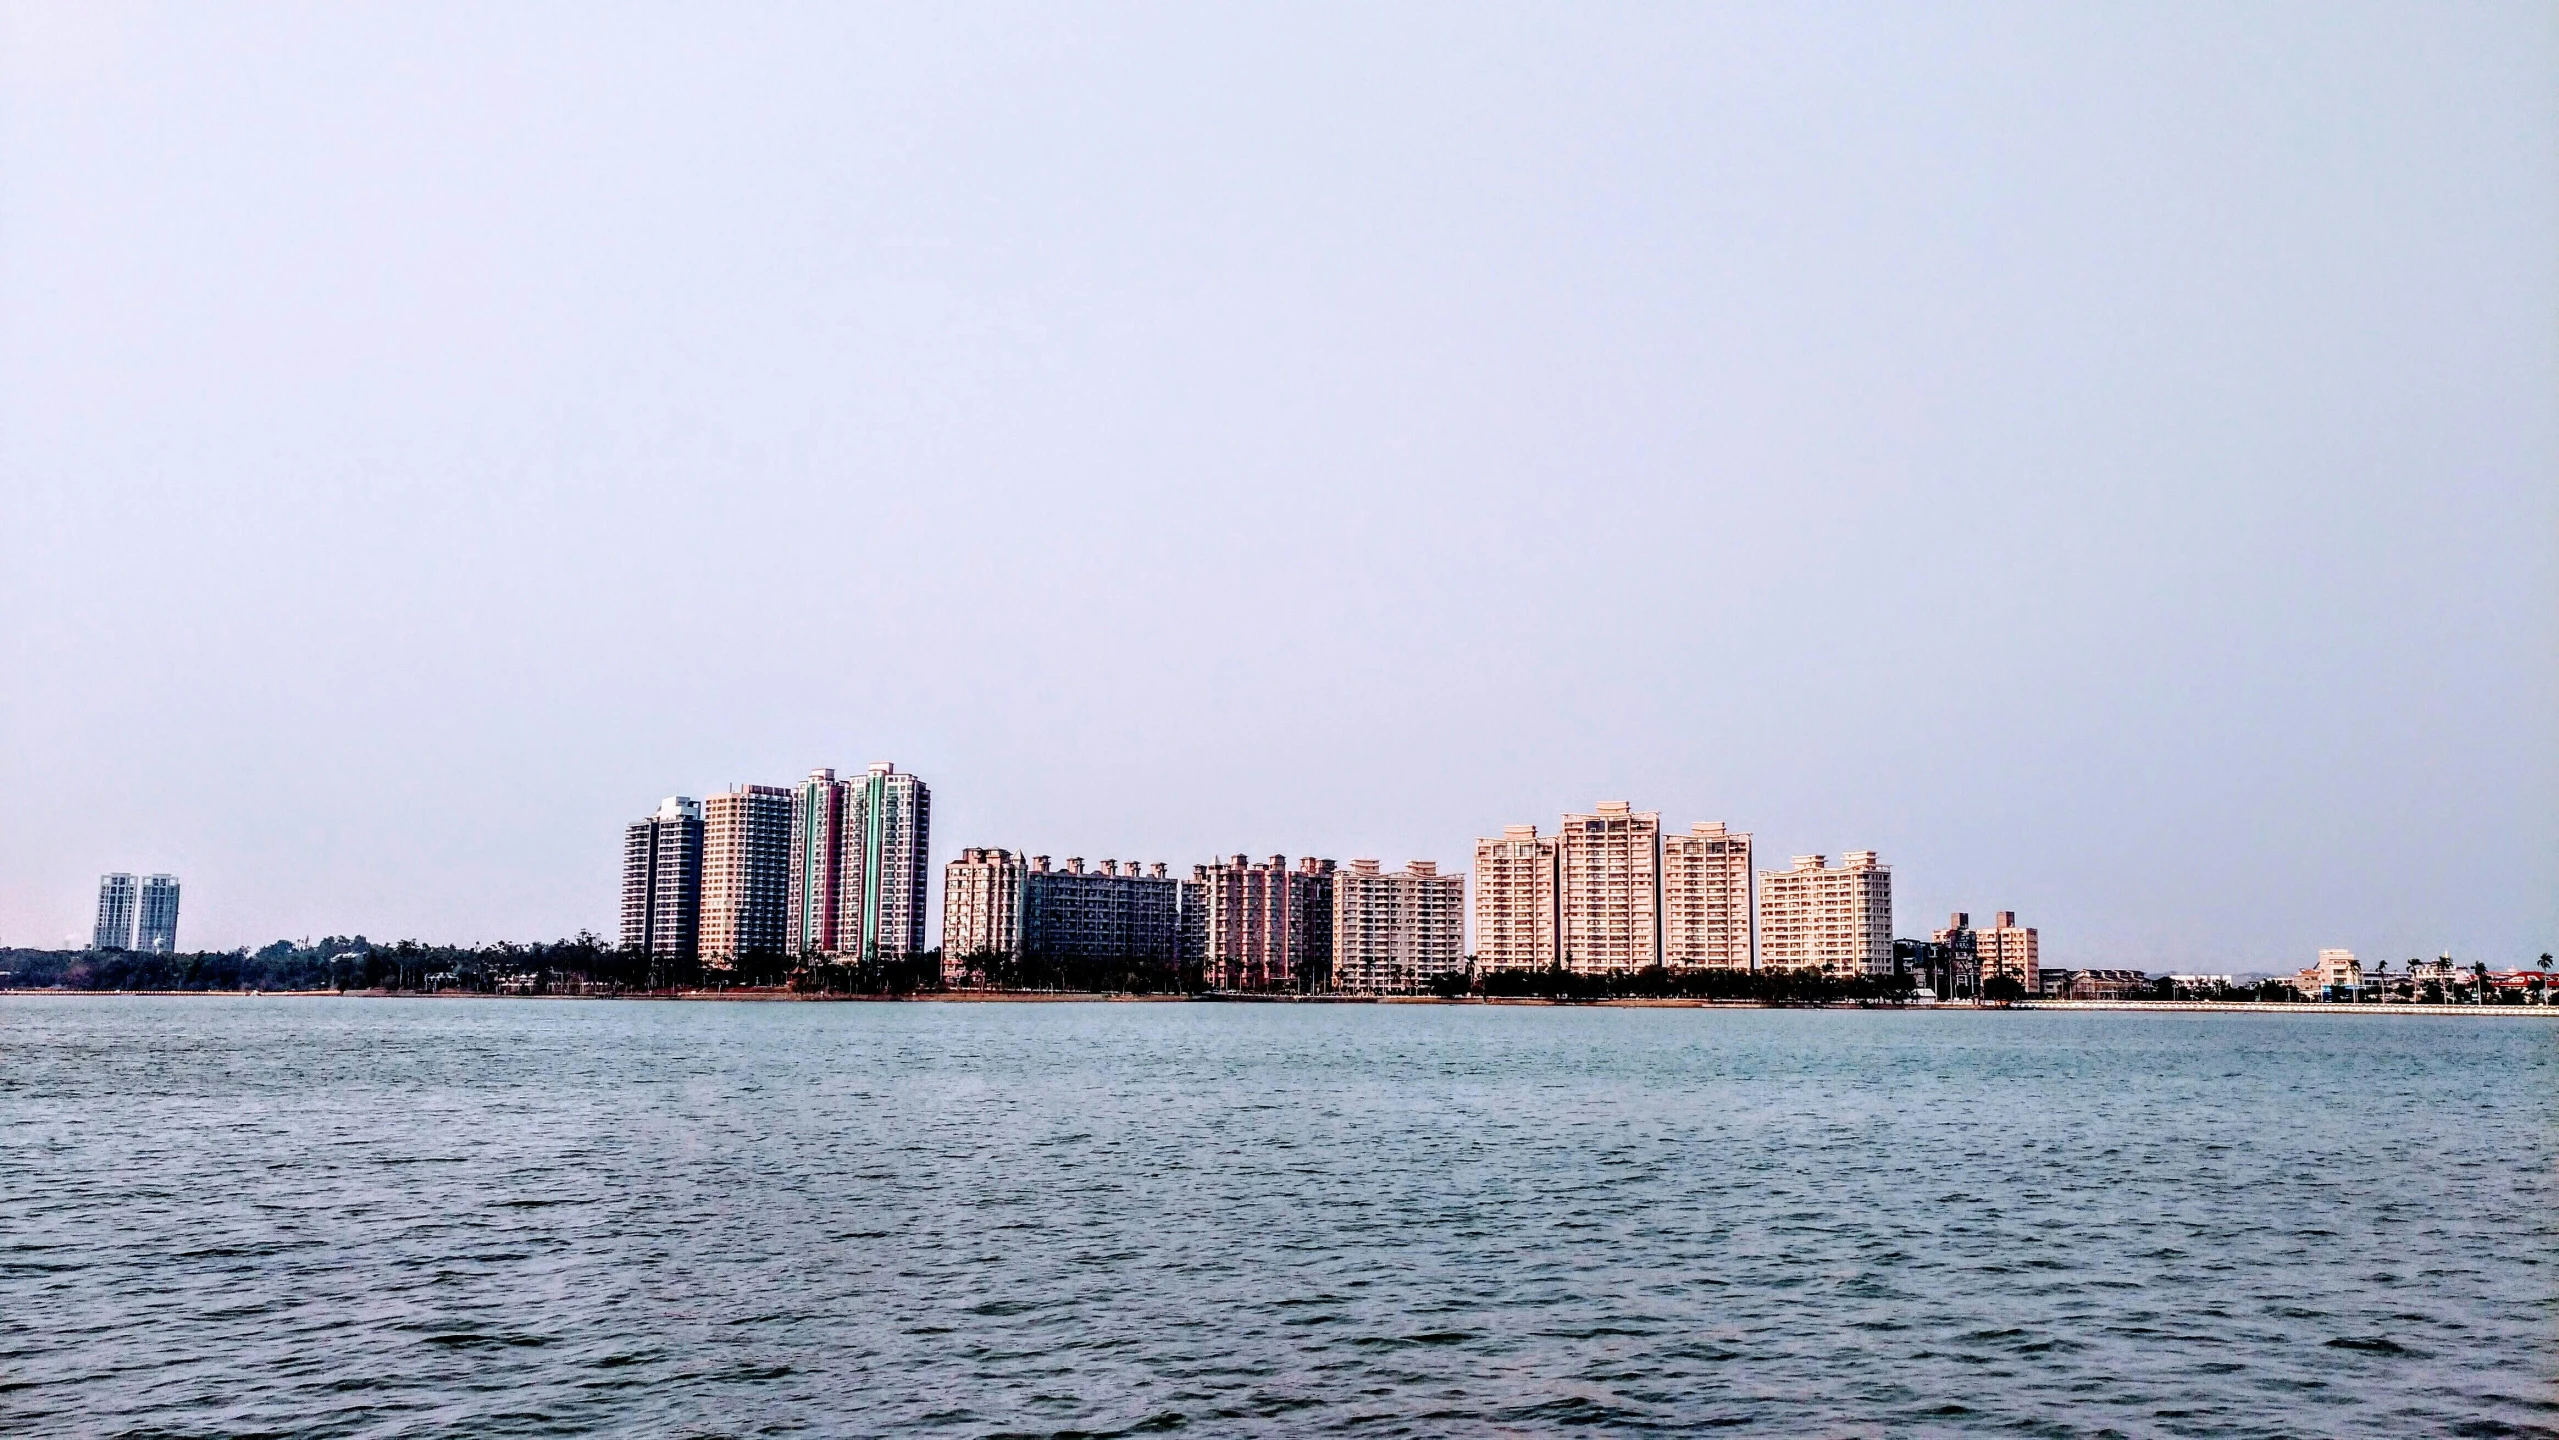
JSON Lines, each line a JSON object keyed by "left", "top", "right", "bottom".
{"left": 1195, "top": 854, "right": 1334, "bottom": 992}
{"left": 700, "top": 784, "right": 792, "bottom": 961}
{"left": 842, "top": 762, "right": 931, "bottom": 962}
{"left": 941, "top": 847, "right": 1028, "bottom": 981}
{"left": 1661, "top": 822, "right": 1752, "bottom": 971}
{"left": 1024, "top": 857, "right": 1183, "bottom": 969}
{"left": 1331, "top": 859, "right": 1465, "bottom": 994}
{"left": 1976, "top": 910, "right": 2038, "bottom": 992}
{"left": 137, "top": 875, "right": 181, "bottom": 954}
{"left": 1473, "top": 825, "right": 1558, "bottom": 971}
{"left": 1758, "top": 851, "right": 1892, "bottom": 975}
{"left": 1558, "top": 801, "right": 1662, "bottom": 975}
{"left": 786, "top": 768, "right": 850, "bottom": 957}
{"left": 621, "top": 796, "right": 704, "bottom": 958}
{"left": 92, "top": 873, "right": 136, "bottom": 951}
{"left": 1178, "top": 873, "right": 1209, "bottom": 974}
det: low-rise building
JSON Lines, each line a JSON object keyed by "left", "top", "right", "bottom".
{"left": 2294, "top": 947, "right": 2361, "bottom": 1002}
{"left": 2037, "top": 968, "right": 2150, "bottom": 1000}
{"left": 2485, "top": 971, "right": 2555, "bottom": 1003}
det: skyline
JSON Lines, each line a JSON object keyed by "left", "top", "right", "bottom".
{"left": 24, "top": 765, "right": 2520, "bottom": 977}
{"left": 3, "top": 5, "right": 2552, "bottom": 966}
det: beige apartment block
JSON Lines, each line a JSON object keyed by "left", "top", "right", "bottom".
{"left": 940, "top": 847, "right": 1026, "bottom": 983}
{"left": 2298, "top": 947, "right": 2362, "bottom": 999}
{"left": 1195, "top": 854, "right": 1335, "bottom": 992}
{"left": 1332, "top": 859, "right": 1466, "bottom": 994}
{"left": 1558, "top": 801, "right": 1662, "bottom": 975}
{"left": 1473, "top": 825, "right": 1558, "bottom": 971}
{"left": 700, "top": 784, "right": 793, "bottom": 961}
{"left": 1976, "top": 910, "right": 2039, "bottom": 991}
{"left": 1758, "top": 851, "right": 1893, "bottom": 975}
{"left": 1662, "top": 821, "right": 1754, "bottom": 971}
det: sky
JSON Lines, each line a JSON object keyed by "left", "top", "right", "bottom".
{"left": 2, "top": 2, "right": 2552, "bottom": 969}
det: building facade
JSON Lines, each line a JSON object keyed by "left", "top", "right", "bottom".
{"left": 2040, "top": 968, "right": 2149, "bottom": 999}
{"left": 700, "top": 784, "right": 792, "bottom": 961}
{"left": 941, "top": 847, "right": 1027, "bottom": 980}
{"left": 841, "top": 762, "right": 931, "bottom": 962}
{"left": 1757, "top": 851, "right": 1892, "bottom": 975}
{"left": 1923, "top": 913, "right": 1982, "bottom": 998}
{"left": 1661, "top": 821, "right": 1752, "bottom": 971}
{"left": 786, "top": 768, "right": 849, "bottom": 957}
{"left": 1976, "top": 910, "right": 2039, "bottom": 992}
{"left": 1195, "top": 854, "right": 1334, "bottom": 992}
{"left": 1473, "top": 825, "right": 1558, "bottom": 971}
{"left": 1331, "top": 859, "right": 1465, "bottom": 994}
{"left": 1024, "top": 857, "right": 1183, "bottom": 968}
{"left": 2299, "top": 947, "right": 2362, "bottom": 1001}
{"left": 136, "top": 875, "right": 181, "bottom": 954}
{"left": 1558, "top": 801, "right": 1662, "bottom": 975}
{"left": 621, "top": 796, "right": 705, "bottom": 958}
{"left": 93, "top": 873, "right": 136, "bottom": 951}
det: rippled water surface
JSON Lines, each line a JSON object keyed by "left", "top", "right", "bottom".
{"left": 3, "top": 998, "right": 2554, "bottom": 1438}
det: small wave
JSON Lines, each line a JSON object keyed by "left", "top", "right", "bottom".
{"left": 2324, "top": 1336, "right": 2415, "bottom": 1356}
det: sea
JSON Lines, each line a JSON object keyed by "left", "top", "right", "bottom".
{"left": 2, "top": 997, "right": 2552, "bottom": 1438}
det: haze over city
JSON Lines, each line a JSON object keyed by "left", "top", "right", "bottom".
{"left": 3, "top": 3, "right": 2551, "bottom": 967}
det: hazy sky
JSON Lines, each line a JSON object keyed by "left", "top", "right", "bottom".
{"left": 3, "top": 3, "right": 2552, "bottom": 967}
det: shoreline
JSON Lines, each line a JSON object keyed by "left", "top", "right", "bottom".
{"left": 1, "top": 989, "right": 2551, "bottom": 1016}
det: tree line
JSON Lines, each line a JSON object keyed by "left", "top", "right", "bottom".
{"left": 0, "top": 943, "right": 1929, "bottom": 1003}
{"left": 0, "top": 935, "right": 980, "bottom": 997}
{"left": 3, "top": 935, "right": 627, "bottom": 993}
{"left": 1457, "top": 964, "right": 1925, "bottom": 1005}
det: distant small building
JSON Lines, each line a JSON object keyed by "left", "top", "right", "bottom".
{"left": 2294, "top": 948, "right": 2361, "bottom": 1002}
{"left": 2485, "top": 971, "right": 2555, "bottom": 1003}
{"left": 1915, "top": 915, "right": 1979, "bottom": 999}
{"left": 2038, "top": 968, "right": 2149, "bottom": 1000}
